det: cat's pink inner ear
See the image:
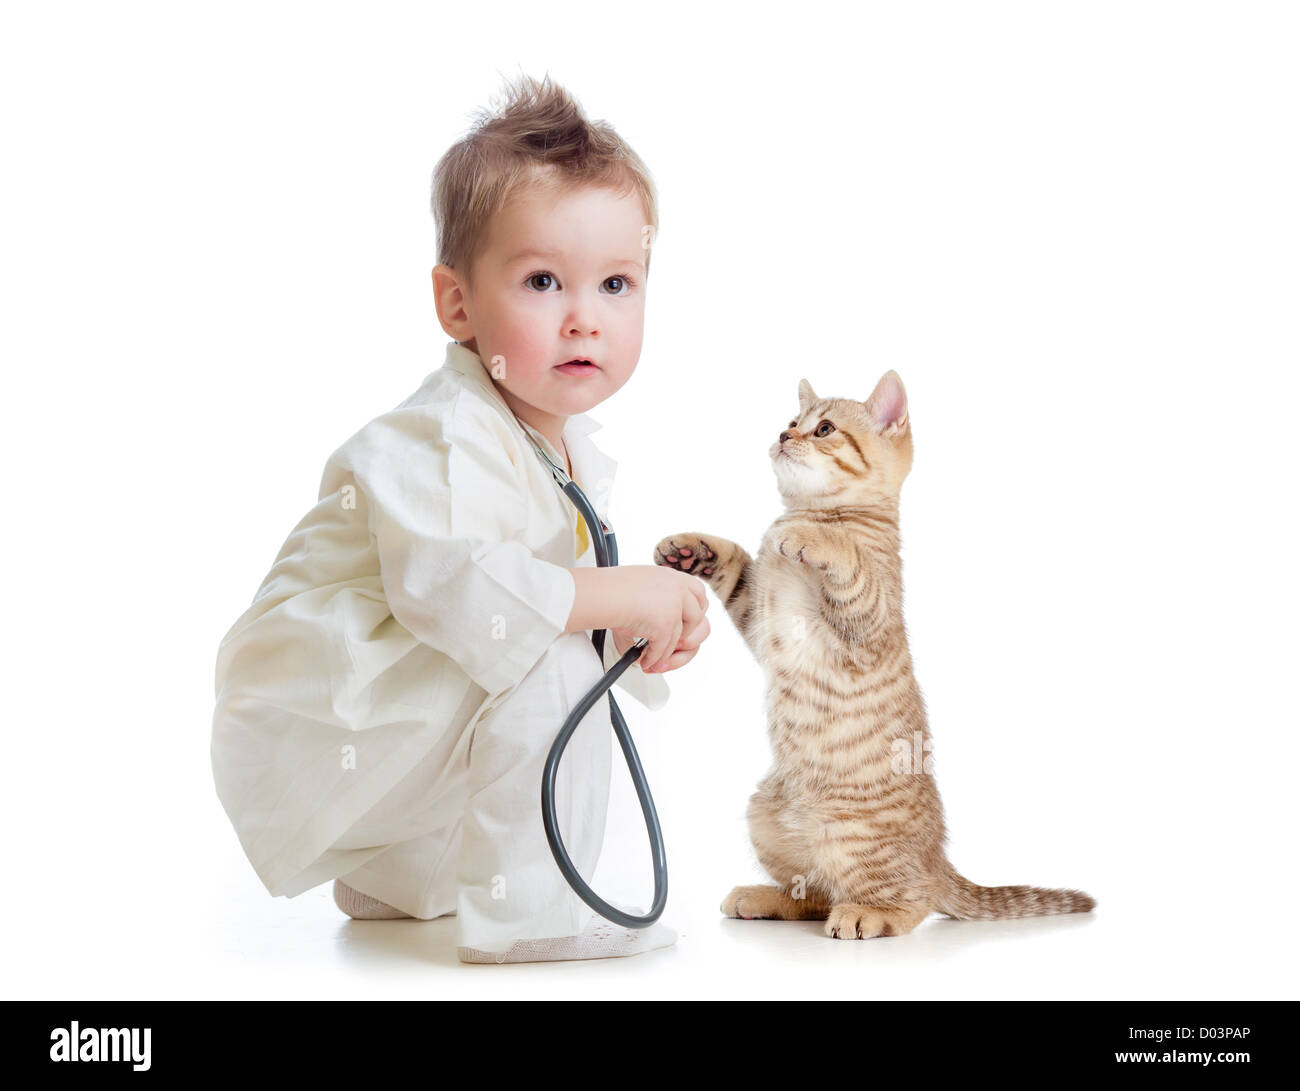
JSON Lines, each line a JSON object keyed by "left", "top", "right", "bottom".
{"left": 866, "top": 371, "right": 908, "bottom": 432}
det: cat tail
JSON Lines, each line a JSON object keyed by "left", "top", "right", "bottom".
{"left": 934, "top": 859, "right": 1096, "bottom": 920}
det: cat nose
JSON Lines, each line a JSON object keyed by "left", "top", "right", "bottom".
{"left": 779, "top": 430, "right": 793, "bottom": 443}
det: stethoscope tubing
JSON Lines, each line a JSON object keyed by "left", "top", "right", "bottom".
{"left": 536, "top": 467, "right": 668, "bottom": 929}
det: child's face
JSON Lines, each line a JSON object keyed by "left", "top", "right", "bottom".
{"left": 435, "top": 182, "right": 649, "bottom": 444}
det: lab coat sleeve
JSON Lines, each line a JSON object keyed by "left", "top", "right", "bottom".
{"left": 338, "top": 394, "right": 576, "bottom": 700}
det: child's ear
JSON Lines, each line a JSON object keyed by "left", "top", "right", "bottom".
{"left": 797, "top": 378, "right": 818, "bottom": 414}
{"left": 864, "top": 370, "right": 909, "bottom": 436}
{"left": 431, "top": 263, "right": 474, "bottom": 341}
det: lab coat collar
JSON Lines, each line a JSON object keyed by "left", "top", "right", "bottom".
{"left": 441, "top": 340, "right": 617, "bottom": 522}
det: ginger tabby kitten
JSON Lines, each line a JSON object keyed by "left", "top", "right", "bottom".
{"left": 654, "top": 371, "right": 1095, "bottom": 939}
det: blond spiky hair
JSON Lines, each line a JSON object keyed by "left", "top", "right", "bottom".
{"left": 431, "top": 72, "right": 659, "bottom": 284}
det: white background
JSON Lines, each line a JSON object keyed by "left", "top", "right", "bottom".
{"left": 2, "top": 0, "right": 1296, "bottom": 1001}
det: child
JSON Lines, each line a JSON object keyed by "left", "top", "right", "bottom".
{"left": 210, "top": 74, "right": 710, "bottom": 964}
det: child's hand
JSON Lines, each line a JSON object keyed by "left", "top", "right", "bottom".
{"left": 610, "top": 566, "right": 710, "bottom": 675}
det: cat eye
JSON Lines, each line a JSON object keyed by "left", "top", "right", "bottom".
{"left": 814, "top": 420, "right": 836, "bottom": 437}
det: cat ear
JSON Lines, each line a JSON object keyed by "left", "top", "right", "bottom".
{"left": 864, "top": 370, "right": 909, "bottom": 436}
{"left": 798, "top": 378, "right": 818, "bottom": 413}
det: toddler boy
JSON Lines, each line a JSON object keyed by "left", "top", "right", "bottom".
{"left": 211, "top": 74, "right": 709, "bottom": 964}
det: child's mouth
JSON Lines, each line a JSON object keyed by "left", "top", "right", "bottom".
{"left": 555, "top": 359, "right": 599, "bottom": 375}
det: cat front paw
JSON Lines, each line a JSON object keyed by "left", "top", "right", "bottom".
{"left": 720, "top": 885, "right": 779, "bottom": 919}
{"left": 824, "top": 904, "right": 928, "bottom": 939}
{"left": 653, "top": 534, "right": 718, "bottom": 580}
{"left": 777, "top": 533, "right": 830, "bottom": 571}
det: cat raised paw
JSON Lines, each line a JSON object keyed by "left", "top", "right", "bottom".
{"left": 653, "top": 533, "right": 760, "bottom": 658}
{"left": 653, "top": 535, "right": 719, "bottom": 579}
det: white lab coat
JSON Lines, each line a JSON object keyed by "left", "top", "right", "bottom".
{"left": 210, "top": 340, "right": 669, "bottom": 945}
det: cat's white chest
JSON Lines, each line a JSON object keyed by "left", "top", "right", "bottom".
{"left": 753, "top": 543, "right": 831, "bottom": 677}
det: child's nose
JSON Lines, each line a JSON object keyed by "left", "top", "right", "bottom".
{"left": 566, "top": 298, "right": 600, "bottom": 336}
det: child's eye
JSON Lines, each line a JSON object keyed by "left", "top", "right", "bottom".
{"left": 814, "top": 420, "right": 836, "bottom": 437}
{"left": 602, "top": 274, "right": 636, "bottom": 295}
{"left": 525, "top": 271, "right": 636, "bottom": 294}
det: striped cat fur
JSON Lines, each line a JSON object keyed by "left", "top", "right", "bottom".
{"left": 654, "top": 371, "right": 1095, "bottom": 939}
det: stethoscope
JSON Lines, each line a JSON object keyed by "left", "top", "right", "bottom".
{"left": 522, "top": 429, "right": 668, "bottom": 929}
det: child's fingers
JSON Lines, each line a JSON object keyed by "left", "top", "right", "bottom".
{"left": 683, "top": 589, "right": 707, "bottom": 631}
{"left": 647, "top": 616, "right": 708, "bottom": 673}
{"left": 662, "top": 618, "right": 683, "bottom": 671}
{"left": 660, "top": 591, "right": 706, "bottom": 668}
{"left": 670, "top": 645, "right": 699, "bottom": 670}
{"left": 681, "top": 613, "right": 710, "bottom": 651}
{"left": 651, "top": 618, "right": 683, "bottom": 673}
{"left": 647, "top": 644, "right": 697, "bottom": 674}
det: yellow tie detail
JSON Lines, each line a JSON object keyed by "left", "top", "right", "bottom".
{"left": 573, "top": 473, "right": 590, "bottom": 559}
